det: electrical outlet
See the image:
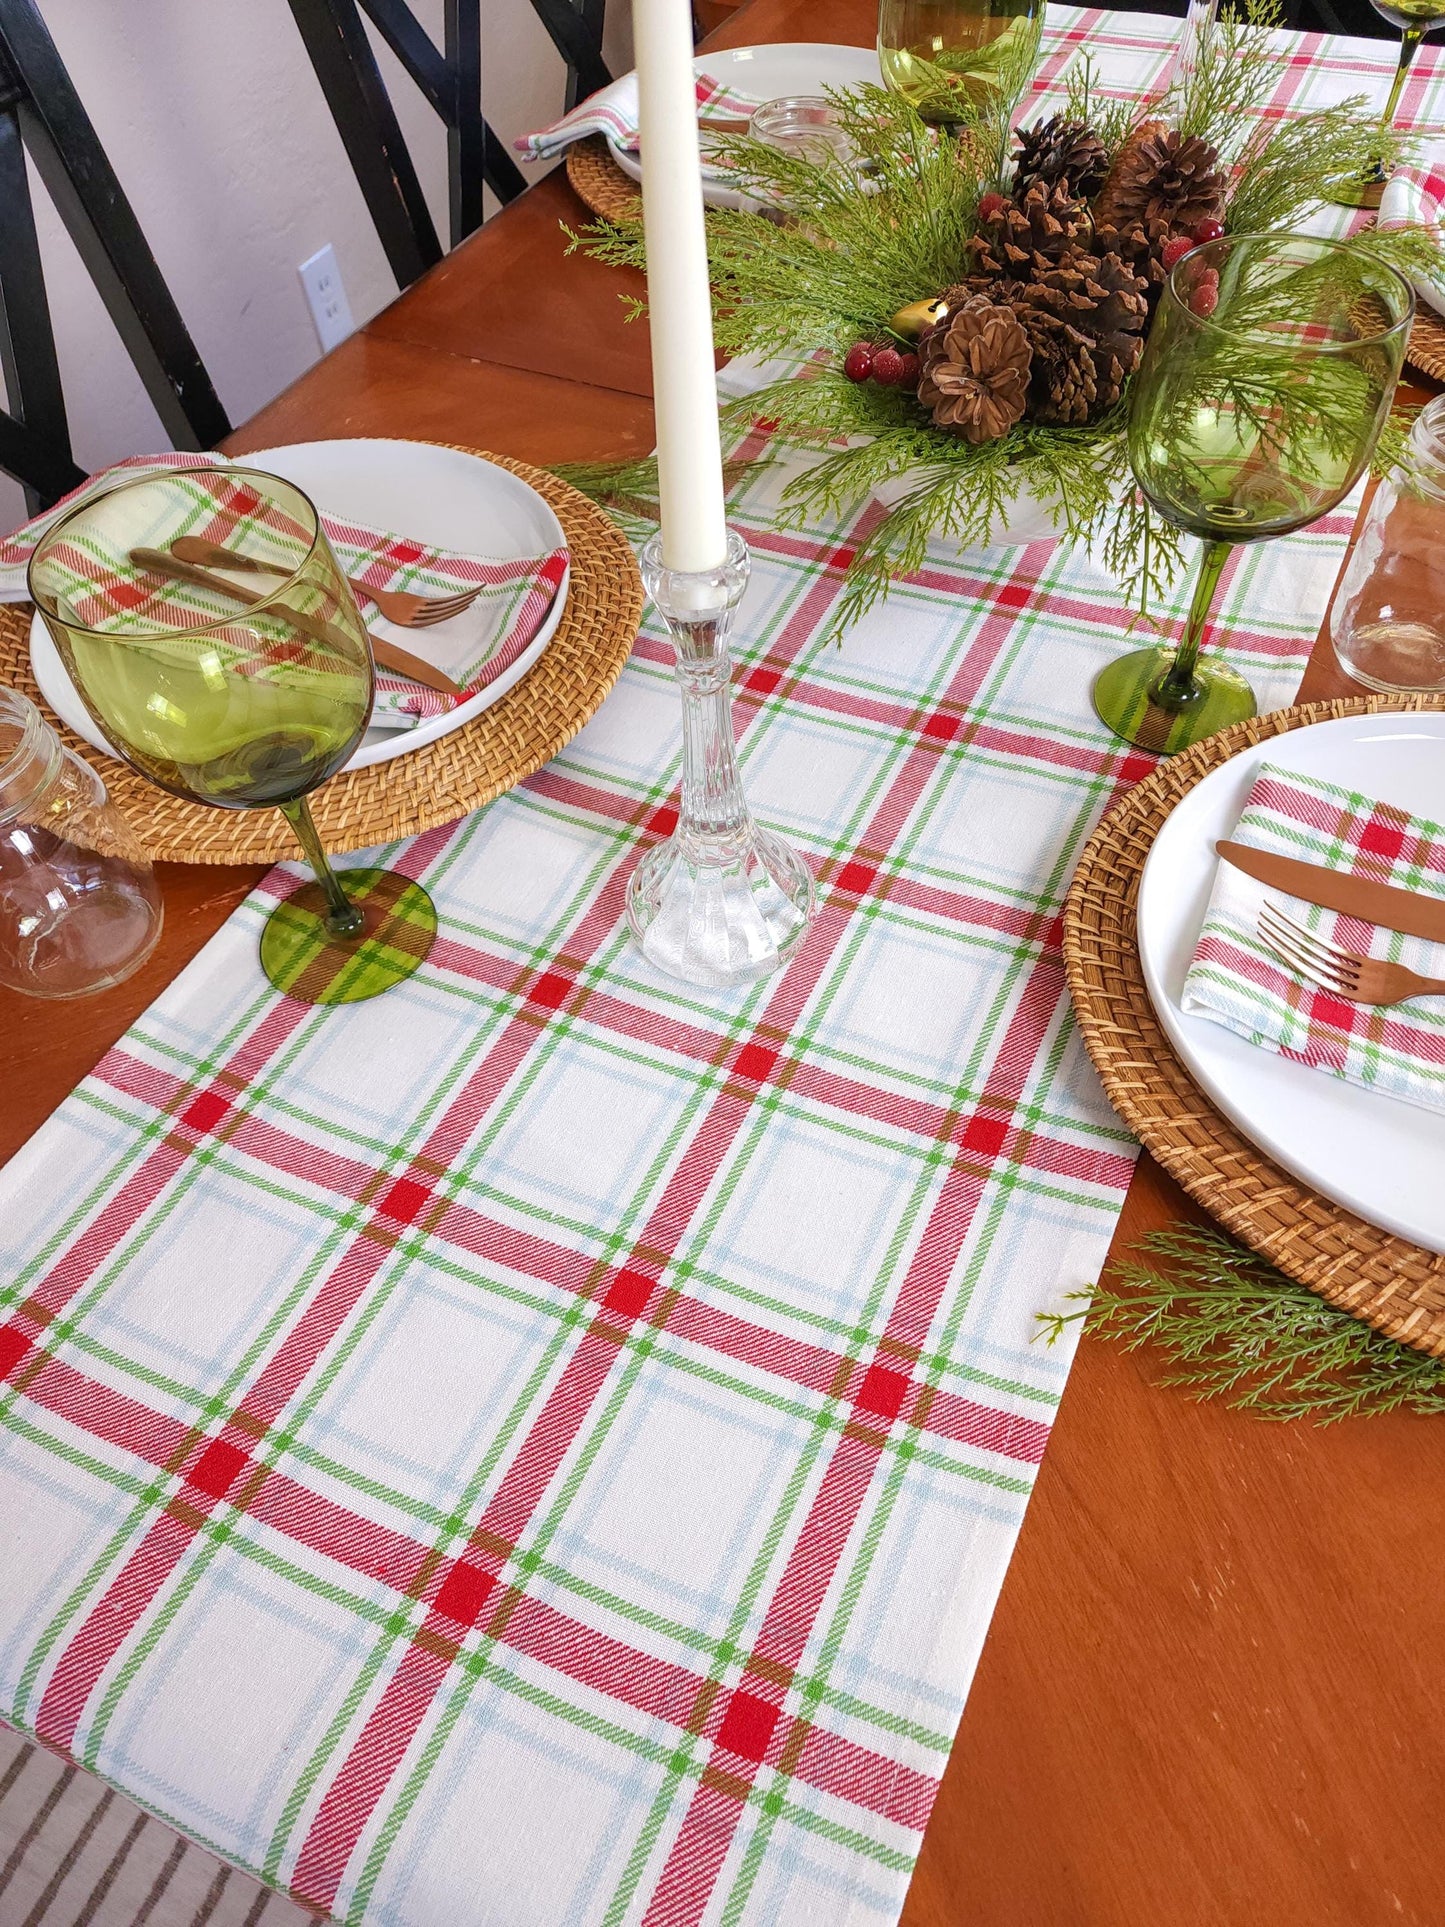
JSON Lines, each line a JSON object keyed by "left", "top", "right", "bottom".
{"left": 298, "top": 244, "right": 355, "bottom": 353}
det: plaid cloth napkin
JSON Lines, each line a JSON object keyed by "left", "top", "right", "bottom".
{"left": 1379, "top": 150, "right": 1445, "bottom": 319}
{"left": 1181, "top": 763, "right": 1445, "bottom": 1113}
{"left": 516, "top": 72, "right": 757, "bottom": 163}
{"left": 2, "top": 455, "right": 569, "bottom": 730}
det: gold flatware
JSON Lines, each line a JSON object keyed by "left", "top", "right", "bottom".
{"left": 128, "top": 547, "right": 464, "bottom": 698}
{"left": 170, "top": 535, "right": 483, "bottom": 629}
{"left": 1216, "top": 838, "right": 1445, "bottom": 945}
{"left": 1258, "top": 901, "right": 1445, "bottom": 1005}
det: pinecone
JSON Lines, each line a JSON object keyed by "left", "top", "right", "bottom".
{"left": 956, "top": 123, "right": 989, "bottom": 180}
{"left": 1009, "top": 245, "right": 1148, "bottom": 422}
{"left": 1023, "top": 245, "right": 1150, "bottom": 372}
{"left": 1091, "top": 215, "right": 1170, "bottom": 314}
{"left": 1092, "top": 119, "right": 1224, "bottom": 235}
{"left": 971, "top": 181, "right": 1084, "bottom": 285}
{"left": 1013, "top": 115, "right": 1108, "bottom": 203}
{"left": 938, "top": 274, "right": 1027, "bottom": 319}
{"left": 1021, "top": 305, "right": 1142, "bottom": 423}
{"left": 918, "top": 297, "right": 1032, "bottom": 442}
{"left": 1018, "top": 308, "right": 1102, "bottom": 425}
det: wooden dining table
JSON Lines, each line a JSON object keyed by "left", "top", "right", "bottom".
{"left": 6, "top": 2, "right": 1445, "bottom": 1921}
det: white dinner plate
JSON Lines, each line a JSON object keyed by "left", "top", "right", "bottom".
{"left": 610, "top": 44, "right": 883, "bottom": 211}
{"left": 1136, "top": 711, "right": 1445, "bottom": 1255}
{"left": 29, "top": 438, "right": 570, "bottom": 773}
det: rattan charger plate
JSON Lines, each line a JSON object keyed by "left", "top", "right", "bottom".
{"left": 3, "top": 449, "right": 643, "bottom": 866}
{"left": 1065, "top": 693, "right": 1445, "bottom": 1356}
{"left": 1407, "top": 304, "right": 1445, "bottom": 385}
{"left": 566, "top": 136, "right": 643, "bottom": 224}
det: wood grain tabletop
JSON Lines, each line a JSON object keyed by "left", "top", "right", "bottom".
{"left": 4, "top": 1, "right": 1443, "bottom": 1920}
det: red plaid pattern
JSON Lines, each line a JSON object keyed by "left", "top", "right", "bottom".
{"left": 2, "top": 10, "right": 1442, "bottom": 1923}
{"left": 1184, "top": 763, "right": 1445, "bottom": 1108}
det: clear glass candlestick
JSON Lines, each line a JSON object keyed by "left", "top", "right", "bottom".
{"left": 629, "top": 530, "right": 815, "bottom": 987}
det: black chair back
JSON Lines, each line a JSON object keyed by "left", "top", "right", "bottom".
{"left": 288, "top": 0, "right": 612, "bottom": 291}
{"left": 0, "top": 0, "right": 229, "bottom": 514}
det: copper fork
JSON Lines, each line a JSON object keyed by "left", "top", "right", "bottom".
{"left": 170, "top": 536, "right": 483, "bottom": 628}
{"left": 1257, "top": 902, "right": 1445, "bottom": 1006}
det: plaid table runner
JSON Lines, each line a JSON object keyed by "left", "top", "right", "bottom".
{"left": 1, "top": 11, "right": 1439, "bottom": 1923}
{"left": 1183, "top": 763, "right": 1445, "bottom": 1111}
{"left": 1, "top": 456, "right": 569, "bottom": 729}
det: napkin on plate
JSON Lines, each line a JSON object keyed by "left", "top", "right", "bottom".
{"left": 0, "top": 454, "right": 568, "bottom": 730}
{"left": 1379, "top": 151, "right": 1445, "bottom": 320}
{"left": 1181, "top": 762, "right": 1445, "bottom": 1113}
{"left": 515, "top": 71, "right": 758, "bottom": 164}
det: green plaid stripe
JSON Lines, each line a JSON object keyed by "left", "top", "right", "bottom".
{"left": 0, "top": 11, "right": 1427, "bottom": 1921}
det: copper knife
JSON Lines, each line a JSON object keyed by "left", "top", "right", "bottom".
{"left": 1214, "top": 839, "right": 1445, "bottom": 944}
{"left": 128, "top": 547, "right": 463, "bottom": 698}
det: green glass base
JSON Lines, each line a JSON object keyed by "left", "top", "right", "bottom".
{"left": 1322, "top": 172, "right": 1387, "bottom": 209}
{"left": 1092, "top": 645, "right": 1257, "bottom": 755}
{"left": 260, "top": 867, "right": 437, "bottom": 1004}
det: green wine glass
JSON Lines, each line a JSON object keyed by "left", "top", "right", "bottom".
{"left": 1094, "top": 233, "right": 1414, "bottom": 756}
{"left": 28, "top": 466, "right": 437, "bottom": 1004}
{"left": 1325, "top": 0, "right": 1445, "bottom": 210}
{"left": 878, "top": 0, "right": 1042, "bottom": 129}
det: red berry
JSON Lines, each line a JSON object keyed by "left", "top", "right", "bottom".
{"left": 1161, "top": 234, "right": 1196, "bottom": 272}
{"left": 896, "top": 351, "right": 920, "bottom": 387}
{"left": 1189, "top": 280, "right": 1219, "bottom": 318}
{"left": 1192, "top": 217, "right": 1225, "bottom": 245}
{"left": 844, "top": 342, "right": 874, "bottom": 383}
{"left": 871, "top": 346, "right": 905, "bottom": 386}
{"left": 978, "top": 191, "right": 1008, "bottom": 223}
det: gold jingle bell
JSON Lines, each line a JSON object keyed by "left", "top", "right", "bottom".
{"left": 890, "top": 295, "right": 951, "bottom": 340}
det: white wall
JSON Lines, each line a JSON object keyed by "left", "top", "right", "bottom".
{"left": 2, "top": 0, "right": 633, "bottom": 533}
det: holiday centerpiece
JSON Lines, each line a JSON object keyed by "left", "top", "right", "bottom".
{"left": 570, "top": 0, "right": 1445, "bottom": 634}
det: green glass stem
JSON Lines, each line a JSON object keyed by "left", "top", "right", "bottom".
{"left": 279, "top": 796, "right": 364, "bottom": 938}
{"left": 1381, "top": 26, "right": 1424, "bottom": 136}
{"left": 1154, "top": 538, "right": 1231, "bottom": 711}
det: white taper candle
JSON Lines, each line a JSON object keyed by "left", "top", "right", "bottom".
{"left": 632, "top": 0, "right": 730, "bottom": 574}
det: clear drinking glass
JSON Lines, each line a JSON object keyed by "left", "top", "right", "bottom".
{"left": 878, "top": 0, "right": 1042, "bottom": 126}
{"left": 1330, "top": 393, "right": 1445, "bottom": 690}
{"left": 1095, "top": 234, "right": 1414, "bottom": 755}
{"left": 749, "top": 96, "right": 854, "bottom": 164}
{"left": 0, "top": 684, "right": 161, "bottom": 998}
{"left": 27, "top": 466, "right": 437, "bottom": 1005}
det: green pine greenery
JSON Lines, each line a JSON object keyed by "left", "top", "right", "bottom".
{"left": 561, "top": 0, "right": 1444, "bottom": 636}
{"left": 1037, "top": 1224, "right": 1445, "bottom": 1421}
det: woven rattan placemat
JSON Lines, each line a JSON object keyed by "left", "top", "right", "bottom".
{"left": 1064, "top": 693, "right": 1445, "bottom": 1356}
{"left": 1407, "top": 305, "right": 1445, "bottom": 385}
{"left": 566, "top": 136, "right": 644, "bottom": 224}
{"left": 4, "top": 449, "right": 643, "bottom": 866}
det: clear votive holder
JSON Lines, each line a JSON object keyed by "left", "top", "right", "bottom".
{"left": 749, "top": 96, "right": 854, "bottom": 168}
{"left": 0, "top": 685, "right": 162, "bottom": 998}
{"left": 1330, "top": 394, "right": 1445, "bottom": 692}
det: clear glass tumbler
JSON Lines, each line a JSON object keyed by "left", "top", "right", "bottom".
{"left": 749, "top": 96, "right": 854, "bottom": 166}
{"left": 0, "top": 685, "right": 162, "bottom": 998}
{"left": 1330, "top": 394, "right": 1445, "bottom": 691}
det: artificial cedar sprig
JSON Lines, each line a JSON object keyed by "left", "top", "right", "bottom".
{"left": 1038, "top": 1223, "right": 1445, "bottom": 1422}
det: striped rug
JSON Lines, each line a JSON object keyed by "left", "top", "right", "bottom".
{"left": 0, "top": 1727, "right": 314, "bottom": 1927}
